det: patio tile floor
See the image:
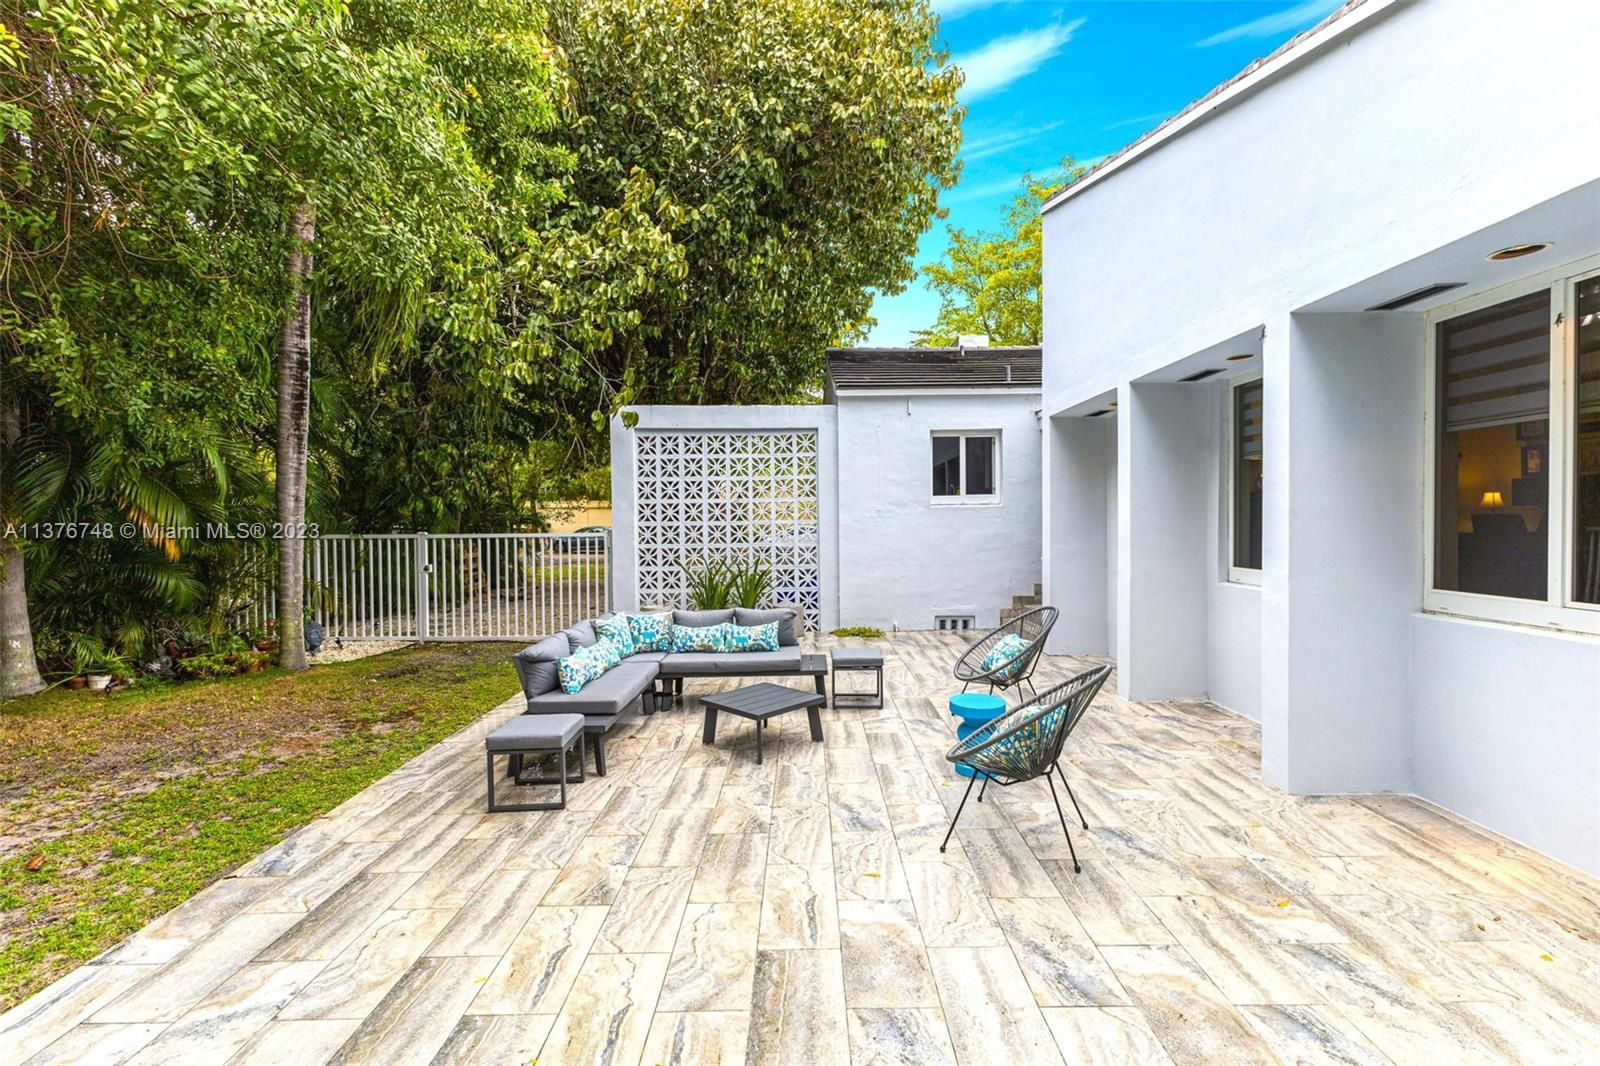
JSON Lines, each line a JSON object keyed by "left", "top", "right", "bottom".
{"left": 4, "top": 632, "right": 1600, "bottom": 1064}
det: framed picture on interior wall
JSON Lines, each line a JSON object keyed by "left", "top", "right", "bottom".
{"left": 1517, "top": 419, "right": 1548, "bottom": 441}
{"left": 1523, "top": 445, "right": 1544, "bottom": 476}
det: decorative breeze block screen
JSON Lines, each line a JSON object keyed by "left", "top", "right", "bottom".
{"left": 635, "top": 430, "right": 821, "bottom": 629}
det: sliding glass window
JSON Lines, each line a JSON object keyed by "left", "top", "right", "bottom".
{"left": 1433, "top": 290, "right": 1550, "bottom": 599}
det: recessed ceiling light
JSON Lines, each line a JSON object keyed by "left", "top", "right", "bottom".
{"left": 1226, "top": 353, "right": 1255, "bottom": 362}
{"left": 1488, "top": 242, "right": 1551, "bottom": 261}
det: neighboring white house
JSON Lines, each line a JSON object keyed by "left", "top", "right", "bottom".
{"left": 1039, "top": 0, "right": 1600, "bottom": 873}
{"left": 609, "top": 343, "right": 1043, "bottom": 633}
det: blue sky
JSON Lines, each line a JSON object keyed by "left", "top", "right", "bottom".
{"left": 865, "top": 0, "right": 1340, "bottom": 344}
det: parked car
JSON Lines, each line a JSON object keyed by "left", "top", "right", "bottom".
{"left": 550, "top": 525, "right": 610, "bottom": 553}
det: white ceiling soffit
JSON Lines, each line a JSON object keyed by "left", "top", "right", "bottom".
{"left": 1303, "top": 181, "right": 1600, "bottom": 314}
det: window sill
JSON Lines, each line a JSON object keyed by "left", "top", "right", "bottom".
{"left": 1421, "top": 590, "right": 1600, "bottom": 637}
{"left": 930, "top": 497, "right": 1002, "bottom": 508}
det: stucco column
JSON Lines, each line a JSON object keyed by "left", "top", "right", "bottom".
{"left": 1042, "top": 414, "right": 1112, "bottom": 654}
{"left": 1260, "top": 312, "right": 1421, "bottom": 793}
{"left": 1116, "top": 381, "right": 1211, "bottom": 701}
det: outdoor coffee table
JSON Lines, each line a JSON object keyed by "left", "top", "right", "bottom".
{"left": 701, "top": 681, "right": 826, "bottom": 764}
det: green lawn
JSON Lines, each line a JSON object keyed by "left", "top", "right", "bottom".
{"left": 0, "top": 642, "right": 520, "bottom": 1010}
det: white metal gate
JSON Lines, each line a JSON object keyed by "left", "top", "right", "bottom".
{"left": 239, "top": 532, "right": 610, "bottom": 642}
{"left": 633, "top": 430, "right": 821, "bottom": 628}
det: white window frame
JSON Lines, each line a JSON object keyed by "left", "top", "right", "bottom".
{"left": 930, "top": 430, "right": 1002, "bottom": 505}
{"left": 1225, "top": 373, "right": 1264, "bottom": 586}
{"left": 1421, "top": 253, "right": 1600, "bottom": 635}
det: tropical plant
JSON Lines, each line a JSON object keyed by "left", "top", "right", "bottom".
{"left": 831, "top": 625, "right": 885, "bottom": 638}
{"left": 727, "top": 558, "right": 772, "bottom": 610}
{"left": 681, "top": 557, "right": 772, "bottom": 610}
{"left": 914, "top": 160, "right": 1086, "bottom": 347}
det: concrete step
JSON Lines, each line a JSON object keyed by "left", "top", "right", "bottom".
{"left": 1011, "top": 592, "right": 1042, "bottom": 610}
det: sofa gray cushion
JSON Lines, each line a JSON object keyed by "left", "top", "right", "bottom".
{"left": 511, "top": 633, "right": 571, "bottom": 697}
{"left": 486, "top": 713, "right": 583, "bottom": 752}
{"left": 625, "top": 651, "right": 667, "bottom": 663}
{"left": 673, "top": 608, "right": 735, "bottom": 628}
{"left": 734, "top": 607, "right": 798, "bottom": 647}
{"left": 562, "top": 619, "right": 598, "bottom": 648}
{"left": 661, "top": 648, "right": 803, "bottom": 675}
{"left": 526, "top": 661, "right": 658, "bottom": 717}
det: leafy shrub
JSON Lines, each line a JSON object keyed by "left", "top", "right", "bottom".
{"left": 831, "top": 626, "right": 884, "bottom": 638}
{"left": 175, "top": 651, "right": 272, "bottom": 680}
{"left": 681, "top": 557, "right": 772, "bottom": 610}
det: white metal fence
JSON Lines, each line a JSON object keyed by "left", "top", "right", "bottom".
{"left": 238, "top": 532, "right": 610, "bottom": 642}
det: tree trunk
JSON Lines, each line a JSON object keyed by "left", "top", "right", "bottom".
{"left": 0, "top": 393, "right": 45, "bottom": 698}
{"left": 275, "top": 201, "right": 314, "bottom": 671}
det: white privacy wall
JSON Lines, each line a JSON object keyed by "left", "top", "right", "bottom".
{"left": 610, "top": 406, "right": 841, "bottom": 631}
{"left": 834, "top": 392, "right": 1042, "bottom": 631}
{"left": 1040, "top": 0, "right": 1600, "bottom": 872}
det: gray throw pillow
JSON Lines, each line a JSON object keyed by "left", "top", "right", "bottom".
{"left": 511, "top": 633, "right": 570, "bottom": 696}
{"left": 673, "top": 608, "right": 735, "bottom": 628}
{"left": 562, "top": 619, "right": 598, "bottom": 648}
{"left": 734, "top": 607, "right": 798, "bottom": 647}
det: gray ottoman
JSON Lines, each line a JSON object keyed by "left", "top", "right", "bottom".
{"left": 485, "top": 713, "right": 585, "bottom": 812}
{"left": 831, "top": 647, "right": 884, "bottom": 709}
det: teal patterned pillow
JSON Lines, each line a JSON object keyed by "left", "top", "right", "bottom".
{"left": 672, "top": 622, "right": 728, "bottom": 653}
{"left": 627, "top": 612, "right": 674, "bottom": 652}
{"left": 980, "top": 633, "right": 1031, "bottom": 680}
{"left": 593, "top": 615, "right": 636, "bottom": 657}
{"left": 723, "top": 621, "right": 779, "bottom": 652}
{"left": 595, "top": 636, "right": 624, "bottom": 668}
{"left": 557, "top": 641, "right": 613, "bottom": 693}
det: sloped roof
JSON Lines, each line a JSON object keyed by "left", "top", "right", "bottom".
{"left": 825, "top": 346, "right": 1042, "bottom": 393}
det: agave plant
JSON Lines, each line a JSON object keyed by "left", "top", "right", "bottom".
{"left": 680, "top": 556, "right": 771, "bottom": 610}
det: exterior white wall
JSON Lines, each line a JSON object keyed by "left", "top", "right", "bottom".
{"left": 611, "top": 405, "right": 841, "bottom": 631}
{"left": 835, "top": 391, "right": 1042, "bottom": 631}
{"left": 1040, "top": 0, "right": 1600, "bottom": 871}
{"left": 1042, "top": 0, "right": 1599, "bottom": 417}
{"left": 1411, "top": 615, "right": 1600, "bottom": 873}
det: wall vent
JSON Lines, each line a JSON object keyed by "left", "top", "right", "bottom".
{"left": 934, "top": 614, "right": 975, "bottom": 631}
{"left": 1365, "top": 282, "right": 1464, "bottom": 311}
{"left": 1179, "top": 367, "right": 1225, "bottom": 382}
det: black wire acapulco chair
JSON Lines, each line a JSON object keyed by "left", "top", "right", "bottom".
{"left": 952, "top": 605, "right": 1059, "bottom": 701}
{"left": 940, "top": 662, "right": 1112, "bottom": 873}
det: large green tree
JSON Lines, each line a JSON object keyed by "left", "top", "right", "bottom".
{"left": 914, "top": 161, "right": 1084, "bottom": 347}
{"left": 543, "top": 0, "right": 963, "bottom": 435}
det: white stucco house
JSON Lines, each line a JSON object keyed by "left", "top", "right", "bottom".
{"left": 1040, "top": 0, "right": 1600, "bottom": 873}
{"left": 610, "top": 0, "right": 1599, "bottom": 876}
{"left": 610, "top": 343, "right": 1043, "bottom": 634}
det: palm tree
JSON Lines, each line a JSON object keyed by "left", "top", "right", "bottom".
{"left": 275, "top": 202, "right": 314, "bottom": 672}
{"left": 2, "top": 394, "right": 45, "bottom": 698}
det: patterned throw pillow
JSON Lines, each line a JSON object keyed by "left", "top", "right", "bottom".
{"left": 557, "top": 641, "right": 614, "bottom": 693}
{"left": 593, "top": 615, "right": 637, "bottom": 657}
{"left": 672, "top": 622, "right": 728, "bottom": 653}
{"left": 626, "top": 612, "right": 674, "bottom": 652}
{"left": 722, "top": 621, "right": 779, "bottom": 652}
{"left": 980, "top": 633, "right": 1032, "bottom": 681}
{"left": 596, "top": 637, "right": 624, "bottom": 668}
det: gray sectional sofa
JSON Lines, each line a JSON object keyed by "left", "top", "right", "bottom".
{"left": 510, "top": 607, "right": 807, "bottom": 775}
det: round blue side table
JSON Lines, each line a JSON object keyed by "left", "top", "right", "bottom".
{"left": 948, "top": 692, "right": 1006, "bottom": 778}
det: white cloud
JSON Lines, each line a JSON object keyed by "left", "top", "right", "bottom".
{"left": 932, "top": 0, "right": 1007, "bottom": 22}
{"left": 952, "top": 18, "right": 1086, "bottom": 101}
{"left": 1102, "top": 110, "right": 1174, "bottom": 132}
{"left": 962, "top": 120, "right": 1065, "bottom": 162}
{"left": 1196, "top": 0, "right": 1339, "bottom": 48}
